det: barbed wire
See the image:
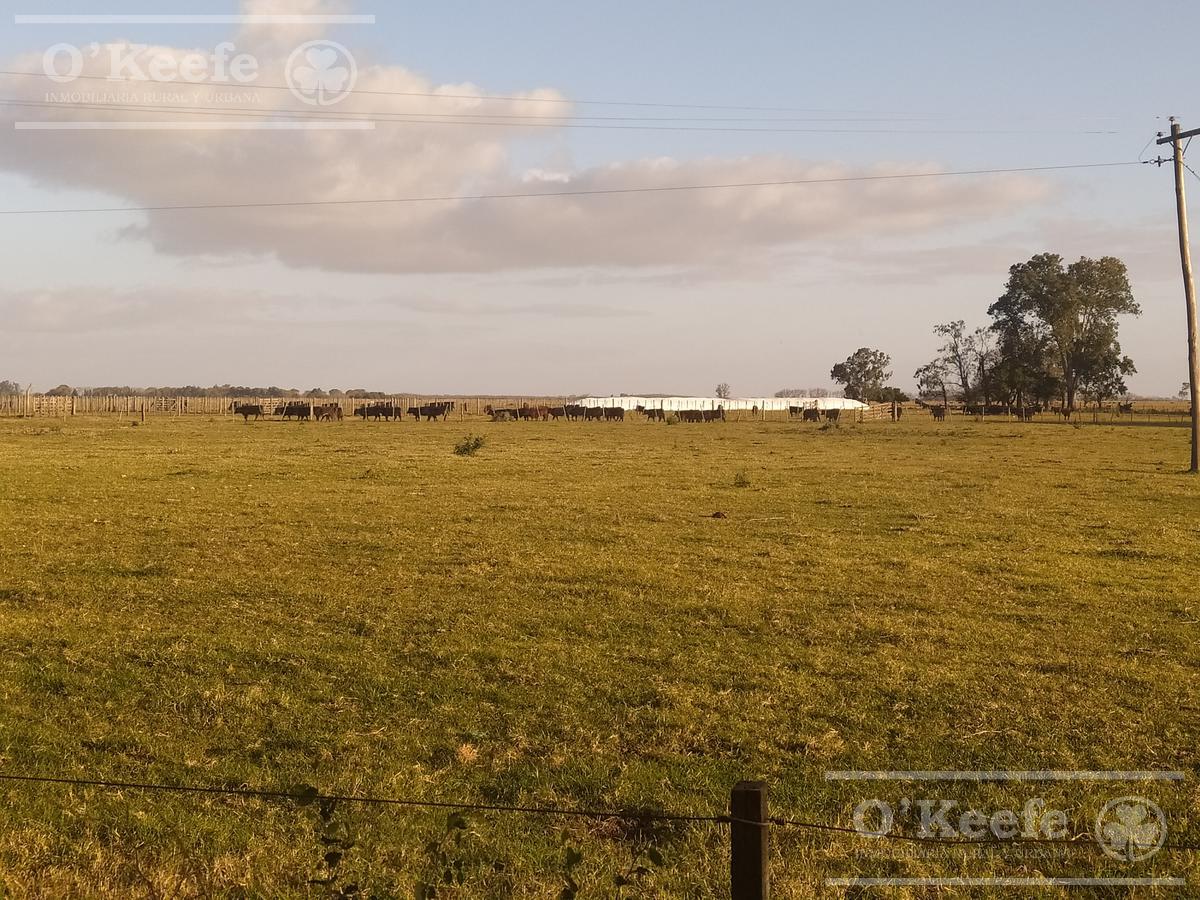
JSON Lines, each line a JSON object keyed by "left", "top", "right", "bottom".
{"left": 2, "top": 771, "right": 1197, "bottom": 852}
{"left": 0, "top": 772, "right": 724, "bottom": 823}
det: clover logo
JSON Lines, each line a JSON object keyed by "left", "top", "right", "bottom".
{"left": 1095, "top": 796, "right": 1166, "bottom": 862}
{"left": 285, "top": 40, "right": 357, "bottom": 106}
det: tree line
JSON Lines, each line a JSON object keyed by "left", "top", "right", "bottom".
{"left": 0, "top": 384, "right": 398, "bottom": 399}
{"left": 829, "top": 253, "right": 1142, "bottom": 409}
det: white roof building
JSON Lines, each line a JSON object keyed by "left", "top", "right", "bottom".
{"left": 577, "top": 396, "right": 869, "bottom": 411}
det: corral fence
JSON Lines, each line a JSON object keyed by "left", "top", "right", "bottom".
{"left": 0, "top": 394, "right": 579, "bottom": 420}
{"left": 3, "top": 395, "right": 1189, "bottom": 426}
{"left": 1, "top": 394, "right": 871, "bottom": 422}
{"left": 907, "top": 401, "right": 1194, "bottom": 425}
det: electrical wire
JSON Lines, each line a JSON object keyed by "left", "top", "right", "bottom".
{"left": 0, "top": 161, "right": 1142, "bottom": 216}
{"left": 0, "top": 97, "right": 1123, "bottom": 135}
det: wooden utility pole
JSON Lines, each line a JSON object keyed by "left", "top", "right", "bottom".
{"left": 1156, "top": 118, "right": 1200, "bottom": 472}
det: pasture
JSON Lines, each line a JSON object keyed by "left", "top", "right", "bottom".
{"left": 0, "top": 415, "right": 1197, "bottom": 897}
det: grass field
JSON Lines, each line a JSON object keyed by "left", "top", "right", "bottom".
{"left": 0, "top": 415, "right": 1197, "bottom": 897}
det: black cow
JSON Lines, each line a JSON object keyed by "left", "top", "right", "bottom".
{"left": 408, "top": 403, "right": 451, "bottom": 421}
{"left": 603, "top": 407, "right": 625, "bottom": 421}
{"left": 825, "top": 409, "right": 841, "bottom": 423}
{"left": 931, "top": 405, "right": 946, "bottom": 422}
{"left": 702, "top": 407, "right": 726, "bottom": 422}
{"left": 583, "top": 407, "right": 604, "bottom": 421}
{"left": 356, "top": 403, "right": 398, "bottom": 421}
{"left": 565, "top": 404, "right": 586, "bottom": 421}
{"left": 230, "top": 402, "right": 263, "bottom": 421}
{"left": 802, "top": 409, "right": 821, "bottom": 423}
{"left": 279, "top": 402, "right": 311, "bottom": 421}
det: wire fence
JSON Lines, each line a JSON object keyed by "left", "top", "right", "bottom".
{"left": 1, "top": 770, "right": 1195, "bottom": 851}
{"left": 2, "top": 770, "right": 1197, "bottom": 897}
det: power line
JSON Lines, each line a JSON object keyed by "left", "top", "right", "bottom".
{"left": 0, "top": 70, "right": 1127, "bottom": 121}
{"left": 0, "top": 98, "right": 1123, "bottom": 135}
{"left": 0, "top": 161, "right": 1142, "bottom": 216}
{"left": 0, "top": 69, "right": 1012, "bottom": 116}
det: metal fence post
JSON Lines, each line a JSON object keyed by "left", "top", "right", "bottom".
{"left": 730, "top": 780, "right": 769, "bottom": 900}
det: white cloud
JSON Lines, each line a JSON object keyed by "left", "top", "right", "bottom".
{"left": 0, "top": 10, "right": 1052, "bottom": 276}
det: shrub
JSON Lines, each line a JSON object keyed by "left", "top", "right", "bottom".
{"left": 453, "top": 434, "right": 486, "bottom": 456}
{"left": 733, "top": 470, "right": 751, "bottom": 488}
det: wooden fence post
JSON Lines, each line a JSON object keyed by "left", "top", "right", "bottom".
{"left": 730, "top": 780, "right": 769, "bottom": 900}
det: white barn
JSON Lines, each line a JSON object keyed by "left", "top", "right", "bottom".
{"left": 577, "top": 396, "right": 869, "bottom": 412}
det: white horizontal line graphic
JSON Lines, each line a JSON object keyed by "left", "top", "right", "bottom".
{"left": 15, "top": 15, "right": 376, "bottom": 25}
{"left": 826, "top": 878, "right": 1187, "bottom": 887}
{"left": 825, "top": 770, "right": 1187, "bottom": 782}
{"left": 15, "top": 121, "right": 375, "bottom": 131}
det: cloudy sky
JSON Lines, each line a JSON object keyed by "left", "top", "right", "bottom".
{"left": 0, "top": 0, "right": 1195, "bottom": 395}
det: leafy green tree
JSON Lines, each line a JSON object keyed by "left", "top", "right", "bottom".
{"left": 831, "top": 348, "right": 891, "bottom": 402}
{"left": 989, "top": 253, "right": 1139, "bottom": 412}
{"left": 990, "top": 314, "right": 1057, "bottom": 409}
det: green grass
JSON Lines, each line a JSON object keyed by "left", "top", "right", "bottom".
{"left": 0, "top": 415, "right": 1197, "bottom": 897}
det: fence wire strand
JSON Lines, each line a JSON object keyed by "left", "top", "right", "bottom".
{"left": 2, "top": 771, "right": 1197, "bottom": 852}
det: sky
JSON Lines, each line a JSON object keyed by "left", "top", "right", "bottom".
{"left": 0, "top": 0, "right": 1196, "bottom": 396}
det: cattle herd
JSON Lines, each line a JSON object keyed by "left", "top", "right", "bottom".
{"left": 920, "top": 403, "right": 1096, "bottom": 422}
{"left": 788, "top": 406, "right": 841, "bottom": 423}
{"left": 230, "top": 399, "right": 1151, "bottom": 425}
{"left": 229, "top": 401, "right": 746, "bottom": 423}
{"left": 483, "top": 404, "right": 731, "bottom": 422}
{"left": 230, "top": 401, "right": 454, "bottom": 422}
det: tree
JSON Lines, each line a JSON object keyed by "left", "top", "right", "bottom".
{"left": 914, "top": 360, "right": 951, "bottom": 408}
{"left": 1076, "top": 327, "right": 1135, "bottom": 407}
{"left": 1180, "top": 382, "right": 1190, "bottom": 400}
{"left": 715, "top": 383, "right": 731, "bottom": 399}
{"left": 917, "top": 320, "right": 1000, "bottom": 406}
{"left": 774, "top": 388, "right": 830, "bottom": 398}
{"left": 990, "top": 314, "right": 1058, "bottom": 410}
{"left": 932, "top": 320, "right": 976, "bottom": 401}
{"left": 831, "top": 348, "right": 891, "bottom": 402}
{"left": 989, "top": 253, "right": 1140, "bottom": 412}
{"left": 46, "top": 384, "right": 75, "bottom": 397}
{"left": 0, "top": 380, "right": 20, "bottom": 395}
